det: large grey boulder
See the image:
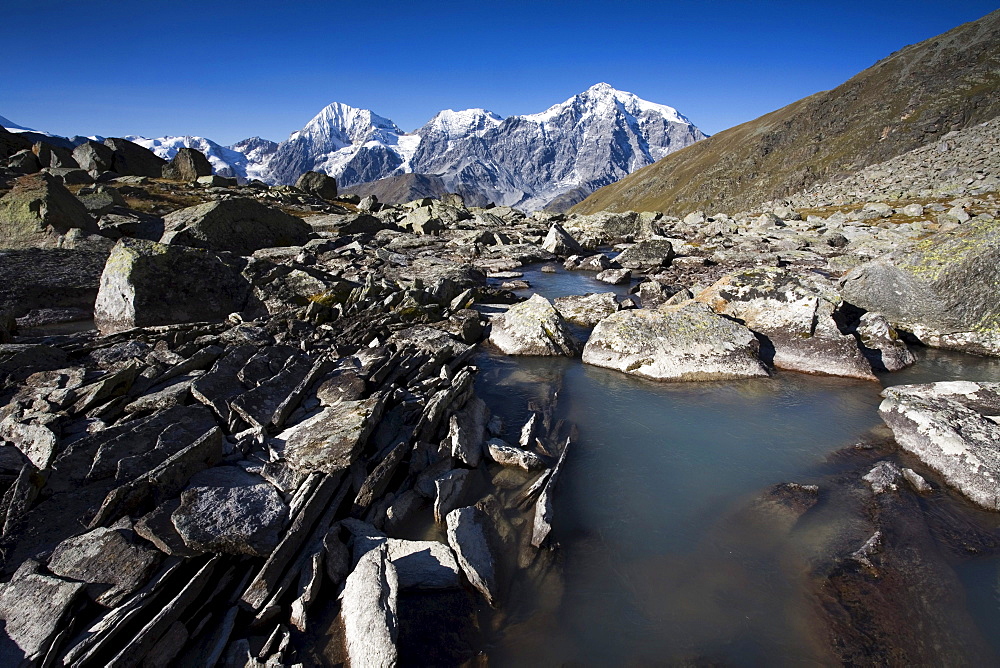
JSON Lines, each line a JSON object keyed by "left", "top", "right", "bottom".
{"left": 340, "top": 544, "right": 398, "bottom": 668}
{"left": 162, "top": 147, "right": 212, "bottom": 182}
{"left": 840, "top": 217, "right": 1000, "bottom": 356}
{"left": 93, "top": 238, "right": 255, "bottom": 335}
{"left": 614, "top": 238, "right": 675, "bottom": 271}
{"left": 699, "top": 267, "right": 876, "bottom": 380}
{"left": 0, "top": 172, "right": 98, "bottom": 248}
{"left": 488, "top": 294, "right": 579, "bottom": 356}
{"left": 583, "top": 301, "right": 769, "bottom": 381}
{"left": 879, "top": 381, "right": 1000, "bottom": 510}
{"left": 161, "top": 198, "right": 311, "bottom": 256}
{"left": 541, "top": 223, "right": 585, "bottom": 255}
{"left": 103, "top": 137, "right": 167, "bottom": 177}
{"left": 171, "top": 466, "right": 289, "bottom": 557}
{"left": 72, "top": 140, "right": 115, "bottom": 173}
{"left": 295, "top": 170, "right": 338, "bottom": 200}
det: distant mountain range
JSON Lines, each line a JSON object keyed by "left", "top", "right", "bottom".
{"left": 572, "top": 10, "right": 1000, "bottom": 216}
{"left": 1, "top": 84, "right": 705, "bottom": 211}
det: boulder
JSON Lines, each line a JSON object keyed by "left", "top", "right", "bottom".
{"left": 541, "top": 223, "right": 585, "bottom": 255}
{"left": 7, "top": 149, "right": 40, "bottom": 173}
{"left": 340, "top": 545, "right": 398, "bottom": 668}
{"left": 488, "top": 294, "right": 579, "bottom": 356}
{"left": 564, "top": 253, "right": 613, "bottom": 272}
{"left": 448, "top": 396, "right": 489, "bottom": 467}
{"left": 699, "top": 267, "right": 876, "bottom": 380}
{"left": 161, "top": 147, "right": 212, "bottom": 182}
{"left": 596, "top": 267, "right": 631, "bottom": 285}
{"left": 72, "top": 140, "right": 115, "bottom": 173}
{"left": 553, "top": 292, "right": 620, "bottom": 327}
{"left": 294, "top": 171, "right": 338, "bottom": 200}
{"left": 614, "top": 238, "right": 675, "bottom": 271}
{"left": 0, "top": 172, "right": 98, "bottom": 249}
{"left": 171, "top": 466, "right": 289, "bottom": 557}
{"left": 103, "top": 138, "right": 167, "bottom": 177}
{"left": 160, "top": 198, "right": 311, "bottom": 256}
{"left": 32, "top": 142, "right": 78, "bottom": 169}
{"left": 840, "top": 217, "right": 1000, "bottom": 355}
{"left": 77, "top": 185, "right": 127, "bottom": 216}
{"left": 402, "top": 206, "right": 444, "bottom": 235}
{"left": 879, "top": 381, "right": 1000, "bottom": 510}
{"left": 0, "top": 125, "right": 32, "bottom": 162}
{"left": 855, "top": 312, "right": 916, "bottom": 372}
{"left": 484, "top": 438, "right": 545, "bottom": 471}
{"left": 582, "top": 301, "right": 769, "bottom": 381}
{"left": 93, "top": 238, "right": 255, "bottom": 335}
{"left": 305, "top": 212, "right": 394, "bottom": 236}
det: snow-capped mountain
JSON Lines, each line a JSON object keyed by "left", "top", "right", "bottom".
{"left": 127, "top": 135, "right": 251, "bottom": 182}
{"left": 7, "top": 84, "right": 706, "bottom": 209}
{"left": 250, "top": 83, "right": 706, "bottom": 209}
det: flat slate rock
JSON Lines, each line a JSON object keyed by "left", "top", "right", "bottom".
{"left": 339, "top": 545, "right": 399, "bottom": 668}
{"left": 275, "top": 394, "right": 385, "bottom": 475}
{"left": 171, "top": 466, "right": 289, "bottom": 557}
{"left": 0, "top": 559, "right": 86, "bottom": 663}
{"left": 47, "top": 526, "right": 162, "bottom": 607}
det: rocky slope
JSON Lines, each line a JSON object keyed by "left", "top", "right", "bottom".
{"left": 572, "top": 9, "right": 1000, "bottom": 216}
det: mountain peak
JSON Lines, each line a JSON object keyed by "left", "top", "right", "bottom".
{"left": 422, "top": 108, "right": 504, "bottom": 139}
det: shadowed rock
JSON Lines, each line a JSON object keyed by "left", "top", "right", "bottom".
{"left": 93, "top": 238, "right": 255, "bottom": 335}
{"left": 160, "top": 198, "right": 311, "bottom": 256}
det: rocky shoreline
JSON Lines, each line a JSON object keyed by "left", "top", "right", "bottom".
{"left": 1, "top": 128, "right": 999, "bottom": 665}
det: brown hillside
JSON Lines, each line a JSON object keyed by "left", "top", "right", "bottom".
{"left": 572, "top": 9, "right": 1000, "bottom": 216}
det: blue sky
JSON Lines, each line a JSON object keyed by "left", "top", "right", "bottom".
{"left": 2, "top": 1, "right": 996, "bottom": 145}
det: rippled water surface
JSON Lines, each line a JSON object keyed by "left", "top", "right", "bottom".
{"left": 476, "top": 266, "right": 1000, "bottom": 665}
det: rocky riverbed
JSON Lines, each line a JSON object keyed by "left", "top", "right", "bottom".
{"left": 0, "top": 131, "right": 999, "bottom": 665}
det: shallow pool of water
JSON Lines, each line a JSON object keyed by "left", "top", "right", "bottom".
{"left": 476, "top": 266, "right": 1000, "bottom": 665}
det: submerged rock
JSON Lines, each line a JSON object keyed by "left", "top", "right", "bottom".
{"left": 488, "top": 294, "right": 579, "bottom": 356}
{"left": 879, "top": 381, "right": 1000, "bottom": 510}
{"left": 582, "top": 301, "right": 769, "bottom": 381}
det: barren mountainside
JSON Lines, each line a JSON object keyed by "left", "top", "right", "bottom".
{"left": 572, "top": 9, "right": 1000, "bottom": 216}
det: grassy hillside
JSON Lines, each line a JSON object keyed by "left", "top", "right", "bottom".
{"left": 572, "top": 9, "right": 1000, "bottom": 216}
